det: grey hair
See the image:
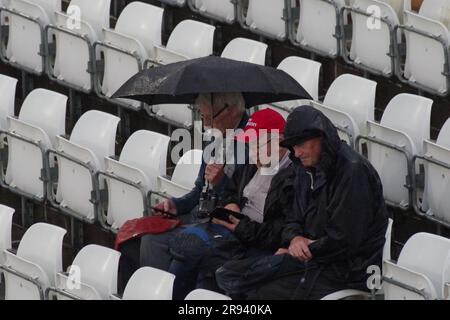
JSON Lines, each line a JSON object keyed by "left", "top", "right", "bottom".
{"left": 195, "top": 93, "right": 245, "bottom": 113}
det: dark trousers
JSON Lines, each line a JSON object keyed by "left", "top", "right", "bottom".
{"left": 244, "top": 255, "right": 352, "bottom": 300}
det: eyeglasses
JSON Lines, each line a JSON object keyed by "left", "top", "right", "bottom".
{"left": 201, "top": 104, "right": 229, "bottom": 124}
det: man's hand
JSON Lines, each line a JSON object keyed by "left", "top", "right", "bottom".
{"left": 212, "top": 215, "right": 241, "bottom": 232}
{"left": 224, "top": 203, "right": 241, "bottom": 213}
{"left": 274, "top": 248, "right": 289, "bottom": 255}
{"left": 153, "top": 199, "right": 177, "bottom": 217}
{"left": 288, "top": 236, "right": 315, "bottom": 262}
{"left": 205, "top": 163, "right": 225, "bottom": 186}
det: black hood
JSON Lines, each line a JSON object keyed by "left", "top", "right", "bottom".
{"left": 280, "top": 105, "right": 342, "bottom": 175}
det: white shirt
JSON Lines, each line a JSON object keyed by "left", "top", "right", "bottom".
{"left": 240, "top": 152, "right": 291, "bottom": 223}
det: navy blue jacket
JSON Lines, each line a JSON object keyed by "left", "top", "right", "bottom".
{"left": 172, "top": 114, "right": 249, "bottom": 215}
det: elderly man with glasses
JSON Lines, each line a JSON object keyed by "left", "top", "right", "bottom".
{"left": 118, "top": 92, "right": 249, "bottom": 293}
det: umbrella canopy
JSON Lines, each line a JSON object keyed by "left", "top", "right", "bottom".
{"left": 112, "top": 55, "right": 312, "bottom": 107}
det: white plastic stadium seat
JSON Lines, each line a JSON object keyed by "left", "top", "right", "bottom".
{"left": 265, "top": 56, "right": 321, "bottom": 118}
{"left": 5, "top": 89, "right": 67, "bottom": 199}
{"left": 3, "top": 223, "right": 66, "bottom": 300}
{"left": 103, "top": 130, "right": 170, "bottom": 230}
{"left": 243, "top": 0, "right": 286, "bottom": 40}
{"left": 417, "top": 0, "right": 450, "bottom": 28}
{"left": 366, "top": 94, "right": 432, "bottom": 208}
{"left": 54, "top": 244, "right": 120, "bottom": 300}
{"left": 153, "top": 19, "right": 215, "bottom": 65}
{"left": 54, "top": 110, "right": 120, "bottom": 222}
{"left": 51, "top": 0, "right": 111, "bottom": 91}
{"left": 348, "top": 0, "right": 400, "bottom": 76}
{"left": 120, "top": 267, "right": 175, "bottom": 300}
{"left": 190, "top": 0, "right": 235, "bottom": 24}
{"left": 0, "top": 74, "right": 17, "bottom": 130}
{"left": 185, "top": 288, "right": 231, "bottom": 300}
{"left": 151, "top": 20, "right": 215, "bottom": 128}
{"left": 312, "top": 74, "right": 377, "bottom": 147}
{"left": 99, "top": 2, "right": 163, "bottom": 109}
{"left": 421, "top": 118, "right": 450, "bottom": 225}
{"left": 402, "top": 10, "right": 450, "bottom": 95}
{"left": 5, "top": 0, "right": 60, "bottom": 73}
{"left": 221, "top": 37, "right": 267, "bottom": 65}
{"left": 295, "top": 0, "right": 345, "bottom": 57}
{"left": 0, "top": 204, "right": 15, "bottom": 269}
{"left": 383, "top": 232, "right": 450, "bottom": 300}
{"left": 158, "top": 149, "right": 202, "bottom": 198}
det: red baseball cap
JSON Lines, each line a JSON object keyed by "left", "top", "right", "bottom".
{"left": 234, "top": 108, "right": 286, "bottom": 143}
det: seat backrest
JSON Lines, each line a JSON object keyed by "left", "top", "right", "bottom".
{"left": 195, "top": 0, "right": 235, "bottom": 23}
{"left": 277, "top": 56, "right": 321, "bottom": 101}
{"left": 6, "top": 0, "right": 59, "bottom": 72}
{"left": 70, "top": 110, "right": 120, "bottom": 171}
{"left": 422, "top": 118, "right": 450, "bottom": 225}
{"left": 103, "top": 130, "right": 170, "bottom": 229}
{"left": 380, "top": 93, "right": 432, "bottom": 155}
{"left": 69, "top": 244, "right": 120, "bottom": 299}
{"left": 323, "top": 74, "right": 377, "bottom": 136}
{"left": 67, "top": 0, "right": 111, "bottom": 38}
{"left": 0, "top": 204, "right": 15, "bottom": 266}
{"left": 8, "top": 0, "right": 56, "bottom": 25}
{"left": 17, "top": 223, "right": 66, "bottom": 286}
{"left": 119, "top": 130, "right": 170, "bottom": 188}
{"left": 297, "top": 0, "right": 345, "bottom": 56}
{"left": 185, "top": 288, "right": 231, "bottom": 300}
{"left": 6, "top": 89, "right": 66, "bottom": 197}
{"left": 52, "top": 0, "right": 110, "bottom": 91}
{"left": 245, "top": 0, "right": 286, "bottom": 40}
{"left": 114, "top": 2, "right": 163, "bottom": 57}
{"left": 403, "top": 11, "right": 450, "bottom": 95}
{"left": 29, "top": 0, "right": 61, "bottom": 23}
{"left": 379, "top": 0, "right": 404, "bottom": 21}
{"left": 123, "top": 267, "right": 175, "bottom": 300}
{"left": 0, "top": 74, "right": 17, "bottom": 130}
{"left": 350, "top": 0, "right": 400, "bottom": 75}
{"left": 419, "top": 0, "right": 450, "bottom": 28}
{"left": 54, "top": 111, "right": 119, "bottom": 220}
{"left": 397, "top": 232, "right": 450, "bottom": 299}
{"left": 221, "top": 37, "right": 267, "bottom": 65}
{"left": 366, "top": 94, "right": 431, "bottom": 207}
{"left": 18, "top": 88, "right": 67, "bottom": 148}
{"left": 166, "top": 19, "right": 215, "bottom": 58}
{"left": 436, "top": 118, "right": 450, "bottom": 148}
{"left": 171, "top": 149, "right": 203, "bottom": 188}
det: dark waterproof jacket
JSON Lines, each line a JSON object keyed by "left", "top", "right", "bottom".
{"left": 281, "top": 106, "right": 388, "bottom": 288}
{"left": 220, "top": 159, "right": 296, "bottom": 252}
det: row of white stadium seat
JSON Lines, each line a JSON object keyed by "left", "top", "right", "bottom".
{"left": 1, "top": 211, "right": 449, "bottom": 300}
{"left": 156, "top": 0, "right": 450, "bottom": 96}
{"left": 0, "top": 74, "right": 202, "bottom": 232}
{"left": 0, "top": 213, "right": 230, "bottom": 300}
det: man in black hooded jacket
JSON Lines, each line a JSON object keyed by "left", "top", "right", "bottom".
{"left": 225, "top": 106, "right": 389, "bottom": 300}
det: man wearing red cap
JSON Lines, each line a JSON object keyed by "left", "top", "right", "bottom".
{"left": 167, "top": 108, "right": 296, "bottom": 299}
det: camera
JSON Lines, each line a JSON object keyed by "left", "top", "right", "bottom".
{"left": 197, "top": 186, "right": 218, "bottom": 219}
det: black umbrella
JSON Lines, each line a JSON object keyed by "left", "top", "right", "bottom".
{"left": 112, "top": 55, "right": 312, "bottom": 107}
